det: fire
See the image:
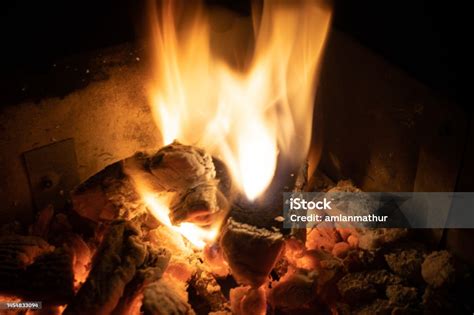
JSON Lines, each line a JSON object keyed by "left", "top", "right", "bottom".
{"left": 143, "top": 192, "right": 218, "bottom": 249}
{"left": 140, "top": 0, "right": 331, "bottom": 248}
{"left": 147, "top": 0, "right": 332, "bottom": 200}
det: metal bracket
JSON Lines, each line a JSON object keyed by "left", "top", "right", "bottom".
{"left": 23, "top": 138, "right": 80, "bottom": 211}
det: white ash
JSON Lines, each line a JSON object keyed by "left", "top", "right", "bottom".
{"left": 421, "top": 250, "right": 456, "bottom": 288}
{"left": 356, "top": 228, "right": 408, "bottom": 251}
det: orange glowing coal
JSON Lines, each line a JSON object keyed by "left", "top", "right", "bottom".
{"left": 141, "top": 0, "right": 331, "bottom": 248}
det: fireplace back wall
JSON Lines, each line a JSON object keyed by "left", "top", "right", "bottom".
{"left": 0, "top": 46, "right": 161, "bottom": 223}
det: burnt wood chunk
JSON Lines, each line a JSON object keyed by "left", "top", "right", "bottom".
{"left": 24, "top": 249, "right": 76, "bottom": 303}
{"left": 64, "top": 221, "right": 170, "bottom": 315}
{"left": 336, "top": 272, "right": 378, "bottom": 305}
{"left": 384, "top": 245, "right": 425, "bottom": 281}
{"left": 0, "top": 235, "right": 74, "bottom": 303}
{"left": 337, "top": 270, "right": 402, "bottom": 305}
{"left": 356, "top": 228, "right": 408, "bottom": 250}
{"left": 0, "top": 235, "right": 54, "bottom": 269}
{"left": 421, "top": 250, "right": 456, "bottom": 288}
{"left": 112, "top": 246, "right": 171, "bottom": 315}
{"left": 72, "top": 161, "right": 141, "bottom": 222}
{"left": 142, "top": 277, "right": 196, "bottom": 315}
{"left": 188, "top": 269, "right": 230, "bottom": 313}
{"left": 385, "top": 285, "right": 418, "bottom": 306}
{"left": 72, "top": 142, "right": 228, "bottom": 227}
{"left": 220, "top": 218, "right": 284, "bottom": 287}
{"left": 268, "top": 272, "right": 315, "bottom": 310}
{"left": 130, "top": 141, "right": 226, "bottom": 226}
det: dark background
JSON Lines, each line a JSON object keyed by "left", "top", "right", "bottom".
{"left": 0, "top": 0, "right": 468, "bottom": 108}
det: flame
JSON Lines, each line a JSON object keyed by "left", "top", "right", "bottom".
{"left": 142, "top": 192, "right": 218, "bottom": 249}
{"left": 139, "top": 0, "right": 331, "bottom": 249}
{"left": 147, "top": 0, "right": 332, "bottom": 200}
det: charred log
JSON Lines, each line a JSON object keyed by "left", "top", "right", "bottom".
{"left": 142, "top": 277, "right": 196, "bottom": 315}
{"left": 188, "top": 269, "right": 230, "bottom": 313}
{"left": 0, "top": 235, "right": 74, "bottom": 303}
{"left": 24, "top": 249, "right": 76, "bottom": 303}
{"left": 220, "top": 218, "right": 284, "bottom": 287}
{"left": 64, "top": 221, "right": 170, "bottom": 315}
{"left": 0, "top": 234, "right": 54, "bottom": 269}
{"left": 112, "top": 246, "right": 171, "bottom": 315}
{"left": 72, "top": 142, "right": 229, "bottom": 228}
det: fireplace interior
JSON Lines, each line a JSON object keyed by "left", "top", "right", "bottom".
{"left": 0, "top": 0, "right": 472, "bottom": 314}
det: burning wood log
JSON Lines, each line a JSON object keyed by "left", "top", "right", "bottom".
{"left": 214, "top": 161, "right": 308, "bottom": 292}
{"left": 72, "top": 161, "right": 142, "bottom": 222}
{"left": 64, "top": 221, "right": 170, "bottom": 315}
{"left": 220, "top": 218, "right": 284, "bottom": 287}
{"left": 72, "top": 142, "right": 229, "bottom": 228}
{"left": 112, "top": 245, "right": 172, "bottom": 315}
{"left": 144, "top": 142, "right": 224, "bottom": 226}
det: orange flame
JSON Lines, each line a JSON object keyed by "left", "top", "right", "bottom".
{"left": 142, "top": 191, "right": 218, "bottom": 249}
{"left": 141, "top": 0, "right": 331, "bottom": 248}
{"left": 147, "top": 0, "right": 332, "bottom": 200}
